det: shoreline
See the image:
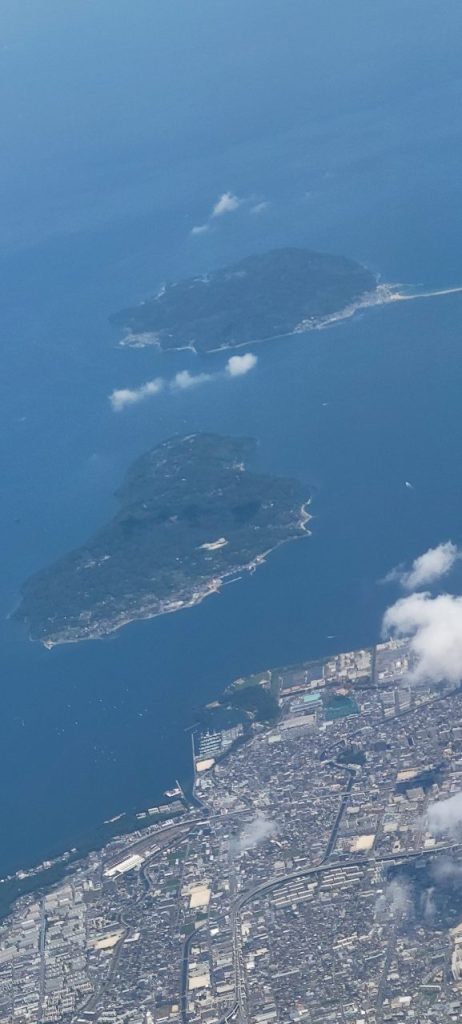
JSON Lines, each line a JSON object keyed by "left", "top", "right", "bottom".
{"left": 116, "top": 285, "right": 388, "bottom": 353}
{"left": 0, "top": 591, "right": 349, "bottom": 917}
{"left": 0, "top": 623, "right": 407, "bottom": 922}
{"left": 34, "top": 501, "right": 312, "bottom": 650}
{"left": 116, "top": 281, "right": 462, "bottom": 355}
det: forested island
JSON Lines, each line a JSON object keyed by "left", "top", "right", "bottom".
{"left": 110, "top": 248, "right": 377, "bottom": 353}
{"left": 16, "top": 434, "right": 311, "bottom": 647}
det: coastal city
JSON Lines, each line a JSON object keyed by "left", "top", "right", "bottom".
{"left": 4, "top": 4, "right": 462, "bottom": 1024}
{"left": 2, "top": 637, "right": 462, "bottom": 1024}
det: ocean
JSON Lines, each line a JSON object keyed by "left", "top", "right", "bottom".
{"left": 1, "top": 0, "right": 462, "bottom": 876}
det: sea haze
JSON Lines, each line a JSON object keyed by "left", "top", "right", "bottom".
{"left": 1, "top": 0, "right": 462, "bottom": 876}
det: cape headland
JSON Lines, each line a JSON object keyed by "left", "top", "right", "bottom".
{"left": 110, "top": 247, "right": 378, "bottom": 353}
{"left": 15, "top": 434, "right": 311, "bottom": 648}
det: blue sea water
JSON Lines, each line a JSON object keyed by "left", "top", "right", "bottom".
{"left": 1, "top": 0, "right": 462, "bottom": 875}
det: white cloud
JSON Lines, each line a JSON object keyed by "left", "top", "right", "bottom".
{"left": 382, "top": 590, "right": 462, "bottom": 685}
{"left": 109, "top": 353, "right": 259, "bottom": 412}
{"left": 212, "top": 191, "right": 242, "bottom": 217}
{"left": 226, "top": 353, "right": 258, "bottom": 377}
{"left": 432, "top": 856, "right": 462, "bottom": 882}
{"left": 109, "top": 378, "right": 164, "bottom": 412}
{"left": 250, "top": 200, "right": 270, "bottom": 215}
{"left": 420, "top": 888, "right": 436, "bottom": 924}
{"left": 190, "top": 223, "right": 210, "bottom": 236}
{"left": 236, "top": 815, "right": 277, "bottom": 855}
{"left": 375, "top": 879, "right": 412, "bottom": 923}
{"left": 385, "top": 541, "right": 460, "bottom": 590}
{"left": 171, "top": 370, "right": 212, "bottom": 390}
{"left": 427, "top": 791, "right": 462, "bottom": 838}
{"left": 190, "top": 191, "right": 252, "bottom": 239}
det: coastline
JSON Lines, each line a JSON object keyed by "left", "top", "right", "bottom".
{"left": 36, "top": 501, "right": 312, "bottom": 650}
{"left": 0, "top": 588, "right": 336, "bottom": 923}
{"left": 116, "top": 283, "right": 393, "bottom": 354}
{"left": 115, "top": 281, "right": 462, "bottom": 355}
{"left": 0, "top": 624, "right": 405, "bottom": 926}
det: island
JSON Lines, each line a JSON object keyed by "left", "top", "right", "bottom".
{"left": 15, "top": 434, "right": 311, "bottom": 647}
{"left": 110, "top": 247, "right": 379, "bottom": 353}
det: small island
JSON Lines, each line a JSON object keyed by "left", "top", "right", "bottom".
{"left": 110, "top": 247, "right": 378, "bottom": 353}
{"left": 16, "top": 434, "right": 311, "bottom": 647}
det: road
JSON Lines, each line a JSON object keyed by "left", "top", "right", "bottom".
{"left": 103, "top": 821, "right": 192, "bottom": 873}
{"left": 375, "top": 923, "right": 399, "bottom": 1021}
{"left": 322, "top": 765, "right": 356, "bottom": 860}
{"left": 37, "top": 900, "right": 47, "bottom": 1020}
{"left": 391, "top": 285, "right": 462, "bottom": 303}
{"left": 180, "top": 925, "right": 204, "bottom": 1024}
{"left": 229, "top": 841, "right": 460, "bottom": 1021}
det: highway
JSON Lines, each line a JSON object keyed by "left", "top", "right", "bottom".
{"left": 390, "top": 285, "right": 462, "bottom": 303}
{"left": 229, "top": 841, "right": 460, "bottom": 1021}
{"left": 103, "top": 820, "right": 192, "bottom": 873}
{"left": 180, "top": 925, "right": 203, "bottom": 1024}
{"left": 375, "top": 923, "right": 399, "bottom": 1022}
{"left": 37, "top": 903, "right": 46, "bottom": 1021}
{"left": 234, "top": 841, "right": 458, "bottom": 912}
{"left": 322, "top": 765, "right": 356, "bottom": 859}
